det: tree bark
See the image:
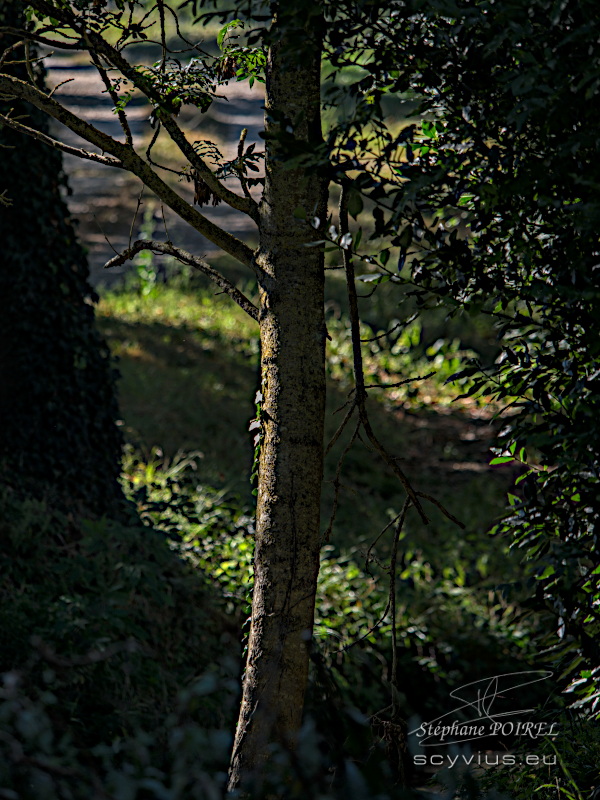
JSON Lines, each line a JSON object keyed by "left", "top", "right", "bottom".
{"left": 0, "top": 3, "right": 123, "bottom": 517}
{"left": 228, "top": 6, "right": 327, "bottom": 793}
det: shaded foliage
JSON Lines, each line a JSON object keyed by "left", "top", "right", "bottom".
{"left": 319, "top": 0, "right": 600, "bottom": 714}
{"left": 0, "top": 4, "right": 122, "bottom": 516}
{"left": 0, "top": 483, "right": 238, "bottom": 745}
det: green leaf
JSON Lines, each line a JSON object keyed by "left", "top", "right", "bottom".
{"left": 293, "top": 206, "right": 307, "bottom": 220}
{"left": 218, "top": 19, "right": 244, "bottom": 50}
{"left": 347, "top": 189, "right": 363, "bottom": 219}
{"left": 397, "top": 226, "right": 412, "bottom": 249}
{"left": 538, "top": 565, "right": 556, "bottom": 580}
{"left": 490, "top": 456, "right": 514, "bottom": 465}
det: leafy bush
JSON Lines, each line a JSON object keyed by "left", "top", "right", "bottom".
{"left": 0, "top": 450, "right": 581, "bottom": 798}
{"left": 0, "top": 482, "right": 238, "bottom": 747}
{"left": 122, "top": 451, "right": 544, "bottom": 728}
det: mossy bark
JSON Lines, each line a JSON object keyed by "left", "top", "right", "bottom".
{"left": 228, "top": 8, "right": 327, "bottom": 793}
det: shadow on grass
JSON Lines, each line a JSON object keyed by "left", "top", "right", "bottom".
{"left": 98, "top": 311, "right": 516, "bottom": 570}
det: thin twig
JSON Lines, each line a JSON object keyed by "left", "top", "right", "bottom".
{"left": 47, "top": 76, "right": 74, "bottom": 99}
{"left": 323, "top": 417, "right": 361, "bottom": 542}
{"left": 160, "top": 204, "right": 171, "bottom": 242}
{"left": 129, "top": 185, "right": 145, "bottom": 249}
{"left": 389, "top": 498, "right": 411, "bottom": 713}
{"left": 364, "top": 510, "right": 403, "bottom": 576}
{"left": 24, "top": 40, "right": 35, "bottom": 84}
{"left": 0, "top": 26, "right": 82, "bottom": 51}
{"left": 0, "top": 38, "right": 24, "bottom": 70}
{"left": 89, "top": 49, "right": 133, "bottom": 145}
{"left": 237, "top": 127, "right": 252, "bottom": 199}
{"left": 365, "top": 371, "right": 435, "bottom": 390}
{"left": 415, "top": 491, "right": 465, "bottom": 529}
{"left": 339, "top": 182, "right": 428, "bottom": 524}
{"left": 361, "top": 321, "right": 403, "bottom": 343}
{"left": 158, "top": 0, "right": 167, "bottom": 71}
{"left": 0, "top": 112, "right": 124, "bottom": 168}
{"left": 324, "top": 398, "right": 357, "bottom": 457}
{"left": 343, "top": 597, "right": 392, "bottom": 652}
{"left": 145, "top": 124, "right": 186, "bottom": 177}
{"left": 104, "top": 240, "right": 259, "bottom": 321}
{"left": 93, "top": 213, "right": 119, "bottom": 255}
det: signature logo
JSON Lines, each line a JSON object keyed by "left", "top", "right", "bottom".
{"left": 409, "top": 671, "right": 558, "bottom": 746}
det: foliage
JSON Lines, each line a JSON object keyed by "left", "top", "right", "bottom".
{"left": 310, "top": 0, "right": 600, "bottom": 716}
{"left": 124, "top": 450, "right": 542, "bottom": 727}
{"left": 388, "top": 0, "right": 600, "bottom": 714}
{"left": 466, "top": 713, "right": 600, "bottom": 800}
{"left": 326, "top": 315, "right": 481, "bottom": 408}
{"left": 1, "top": 448, "right": 575, "bottom": 797}
{"left": 5, "top": 0, "right": 598, "bottom": 790}
{"left": 0, "top": 482, "right": 236, "bottom": 745}
{"left": 0, "top": 7, "right": 123, "bottom": 516}
{"left": 0, "top": 664, "right": 237, "bottom": 800}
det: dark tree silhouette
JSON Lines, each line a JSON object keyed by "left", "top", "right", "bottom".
{"left": 0, "top": 2, "right": 123, "bottom": 516}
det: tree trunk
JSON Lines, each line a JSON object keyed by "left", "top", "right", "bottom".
{"left": 0, "top": 2, "right": 123, "bottom": 517}
{"left": 228, "top": 7, "right": 327, "bottom": 793}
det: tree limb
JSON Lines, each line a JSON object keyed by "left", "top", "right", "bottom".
{"left": 0, "top": 72, "right": 255, "bottom": 267}
{"left": 104, "top": 240, "right": 259, "bottom": 321}
{"left": 0, "top": 26, "right": 82, "bottom": 52}
{"left": 339, "top": 182, "right": 428, "bottom": 524}
{"left": 0, "top": 111, "right": 124, "bottom": 167}
{"left": 25, "top": 0, "right": 260, "bottom": 221}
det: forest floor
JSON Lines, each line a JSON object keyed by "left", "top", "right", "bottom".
{"left": 96, "top": 283, "right": 518, "bottom": 571}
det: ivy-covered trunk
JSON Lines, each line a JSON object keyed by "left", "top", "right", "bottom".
{"left": 0, "top": 2, "right": 123, "bottom": 516}
{"left": 228, "top": 8, "right": 327, "bottom": 793}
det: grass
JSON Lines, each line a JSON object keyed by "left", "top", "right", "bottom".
{"left": 92, "top": 278, "right": 554, "bottom": 773}
{"left": 97, "top": 275, "right": 519, "bottom": 580}
{"left": 97, "top": 285, "right": 259, "bottom": 494}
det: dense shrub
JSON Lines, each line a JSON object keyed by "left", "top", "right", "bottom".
{"left": 0, "top": 5, "right": 123, "bottom": 516}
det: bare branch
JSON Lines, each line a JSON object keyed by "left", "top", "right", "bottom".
{"left": 323, "top": 416, "right": 360, "bottom": 542}
{"left": 365, "top": 371, "right": 435, "bottom": 390}
{"left": 237, "top": 126, "right": 253, "bottom": 200}
{"left": 339, "top": 183, "right": 428, "bottom": 523}
{"left": 24, "top": 40, "right": 35, "bottom": 84}
{"left": 0, "top": 26, "right": 82, "bottom": 52}
{"left": 22, "top": 1, "right": 260, "bottom": 221}
{"left": 0, "top": 73, "right": 255, "bottom": 267}
{"left": 0, "top": 111, "right": 124, "bottom": 168}
{"left": 361, "top": 321, "right": 403, "bottom": 343}
{"left": 388, "top": 498, "right": 411, "bottom": 713}
{"left": 89, "top": 50, "right": 133, "bottom": 146}
{"left": 104, "top": 240, "right": 259, "bottom": 322}
{"left": 415, "top": 491, "right": 465, "bottom": 529}
{"left": 47, "top": 77, "right": 74, "bottom": 99}
{"left": 324, "top": 397, "right": 356, "bottom": 457}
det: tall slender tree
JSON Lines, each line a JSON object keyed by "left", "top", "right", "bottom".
{"left": 0, "top": 0, "right": 459, "bottom": 791}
